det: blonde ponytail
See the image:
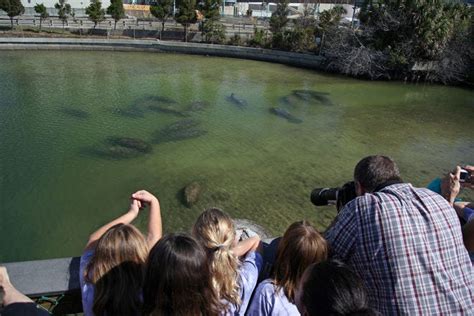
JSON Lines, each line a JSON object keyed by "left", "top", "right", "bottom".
{"left": 193, "top": 208, "right": 242, "bottom": 309}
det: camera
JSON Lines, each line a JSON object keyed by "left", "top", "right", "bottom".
{"left": 460, "top": 169, "right": 472, "bottom": 184}
{"left": 310, "top": 181, "right": 357, "bottom": 212}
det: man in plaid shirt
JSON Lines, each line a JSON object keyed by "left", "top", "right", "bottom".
{"left": 325, "top": 156, "right": 473, "bottom": 315}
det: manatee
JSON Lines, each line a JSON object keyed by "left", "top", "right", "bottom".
{"left": 183, "top": 181, "right": 202, "bottom": 207}
{"left": 154, "top": 119, "right": 207, "bottom": 143}
{"left": 187, "top": 101, "right": 210, "bottom": 112}
{"left": 61, "top": 108, "right": 90, "bottom": 119}
{"left": 145, "top": 95, "right": 178, "bottom": 104}
{"left": 269, "top": 107, "right": 303, "bottom": 124}
{"left": 278, "top": 95, "right": 299, "bottom": 107}
{"left": 291, "top": 90, "right": 332, "bottom": 105}
{"left": 113, "top": 106, "right": 145, "bottom": 119}
{"left": 88, "top": 146, "right": 144, "bottom": 160}
{"left": 147, "top": 105, "right": 187, "bottom": 117}
{"left": 226, "top": 93, "right": 248, "bottom": 109}
{"left": 106, "top": 136, "right": 152, "bottom": 153}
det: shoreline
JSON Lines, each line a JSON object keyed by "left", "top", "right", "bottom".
{"left": 0, "top": 37, "right": 326, "bottom": 71}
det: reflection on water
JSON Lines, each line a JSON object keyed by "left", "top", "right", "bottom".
{"left": 0, "top": 51, "right": 473, "bottom": 263}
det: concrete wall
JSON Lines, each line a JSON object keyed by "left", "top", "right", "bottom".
{"left": 0, "top": 38, "right": 325, "bottom": 70}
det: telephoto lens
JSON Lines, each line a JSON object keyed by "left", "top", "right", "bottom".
{"left": 310, "top": 188, "right": 339, "bottom": 206}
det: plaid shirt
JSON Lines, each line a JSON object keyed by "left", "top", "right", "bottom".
{"left": 325, "top": 183, "right": 473, "bottom": 315}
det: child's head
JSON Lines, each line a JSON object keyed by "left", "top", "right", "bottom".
{"left": 273, "top": 220, "right": 328, "bottom": 302}
{"left": 192, "top": 208, "right": 241, "bottom": 307}
{"left": 143, "top": 233, "right": 222, "bottom": 316}
{"left": 295, "top": 260, "right": 376, "bottom": 316}
{"left": 85, "top": 223, "right": 148, "bottom": 316}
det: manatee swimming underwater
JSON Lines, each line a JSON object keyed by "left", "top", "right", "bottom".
{"left": 86, "top": 136, "right": 153, "bottom": 160}
{"left": 226, "top": 93, "right": 248, "bottom": 109}
{"left": 269, "top": 107, "right": 303, "bottom": 124}
{"left": 154, "top": 119, "right": 207, "bottom": 143}
{"left": 292, "top": 90, "right": 332, "bottom": 105}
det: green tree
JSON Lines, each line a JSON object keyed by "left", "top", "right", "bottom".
{"left": 318, "top": 5, "right": 346, "bottom": 31}
{"left": 198, "top": 0, "right": 220, "bottom": 20}
{"left": 150, "top": 0, "right": 174, "bottom": 37}
{"left": 55, "top": 0, "right": 71, "bottom": 28}
{"left": 269, "top": 0, "right": 289, "bottom": 34}
{"left": 175, "top": 0, "right": 197, "bottom": 42}
{"left": 198, "top": 0, "right": 223, "bottom": 43}
{"left": 86, "top": 0, "right": 106, "bottom": 29}
{"left": 360, "top": 0, "right": 470, "bottom": 60}
{"left": 34, "top": 3, "right": 49, "bottom": 32}
{"left": 0, "top": 0, "right": 24, "bottom": 29}
{"left": 202, "top": 19, "right": 225, "bottom": 43}
{"left": 107, "top": 0, "right": 125, "bottom": 30}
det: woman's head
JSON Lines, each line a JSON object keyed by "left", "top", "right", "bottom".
{"left": 143, "top": 233, "right": 222, "bottom": 316}
{"left": 273, "top": 220, "right": 328, "bottom": 302}
{"left": 85, "top": 223, "right": 148, "bottom": 316}
{"left": 86, "top": 223, "right": 148, "bottom": 283}
{"left": 295, "top": 260, "right": 377, "bottom": 316}
{"left": 192, "top": 208, "right": 240, "bottom": 307}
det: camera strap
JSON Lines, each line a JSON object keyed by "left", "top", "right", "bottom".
{"left": 374, "top": 180, "right": 403, "bottom": 192}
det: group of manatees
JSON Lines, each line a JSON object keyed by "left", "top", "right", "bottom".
{"left": 61, "top": 90, "right": 332, "bottom": 160}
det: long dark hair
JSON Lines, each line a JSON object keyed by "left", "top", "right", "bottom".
{"left": 93, "top": 261, "right": 144, "bottom": 316}
{"left": 143, "top": 233, "right": 223, "bottom": 316}
{"left": 85, "top": 224, "right": 148, "bottom": 316}
{"left": 298, "top": 260, "right": 377, "bottom": 316}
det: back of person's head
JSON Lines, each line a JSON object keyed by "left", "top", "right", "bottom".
{"left": 354, "top": 155, "right": 402, "bottom": 192}
{"left": 85, "top": 223, "right": 148, "bottom": 316}
{"left": 192, "top": 208, "right": 241, "bottom": 308}
{"left": 273, "top": 220, "right": 328, "bottom": 303}
{"left": 143, "top": 233, "right": 222, "bottom": 316}
{"left": 296, "top": 260, "right": 378, "bottom": 316}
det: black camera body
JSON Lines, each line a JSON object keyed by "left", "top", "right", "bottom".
{"left": 310, "top": 181, "right": 357, "bottom": 212}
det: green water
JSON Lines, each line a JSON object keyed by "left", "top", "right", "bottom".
{"left": 0, "top": 51, "right": 473, "bottom": 263}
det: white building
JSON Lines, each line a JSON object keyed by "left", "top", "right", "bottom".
{"left": 232, "top": 2, "right": 355, "bottom": 19}
{"left": 20, "top": 0, "right": 111, "bottom": 15}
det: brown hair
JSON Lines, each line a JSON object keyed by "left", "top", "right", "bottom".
{"left": 143, "top": 233, "right": 223, "bottom": 316}
{"left": 273, "top": 220, "right": 328, "bottom": 303}
{"left": 84, "top": 224, "right": 148, "bottom": 316}
{"left": 192, "top": 208, "right": 241, "bottom": 310}
{"left": 354, "top": 155, "right": 402, "bottom": 192}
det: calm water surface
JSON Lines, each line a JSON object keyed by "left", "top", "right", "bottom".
{"left": 0, "top": 51, "right": 473, "bottom": 263}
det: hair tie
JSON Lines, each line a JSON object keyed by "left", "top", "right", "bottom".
{"left": 213, "top": 244, "right": 226, "bottom": 252}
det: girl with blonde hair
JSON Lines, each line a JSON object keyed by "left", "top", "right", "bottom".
{"left": 80, "top": 190, "right": 162, "bottom": 316}
{"left": 192, "top": 208, "right": 263, "bottom": 315}
{"left": 247, "top": 220, "right": 328, "bottom": 316}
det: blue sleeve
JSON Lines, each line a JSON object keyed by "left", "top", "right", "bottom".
{"left": 238, "top": 251, "right": 263, "bottom": 315}
{"left": 80, "top": 249, "right": 95, "bottom": 316}
{"left": 325, "top": 199, "right": 358, "bottom": 261}
{"left": 246, "top": 281, "right": 273, "bottom": 316}
{"left": 464, "top": 207, "right": 474, "bottom": 223}
{"left": 79, "top": 249, "right": 94, "bottom": 287}
{"left": 426, "top": 178, "right": 442, "bottom": 194}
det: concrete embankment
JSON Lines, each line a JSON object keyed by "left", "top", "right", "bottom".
{"left": 0, "top": 37, "right": 325, "bottom": 70}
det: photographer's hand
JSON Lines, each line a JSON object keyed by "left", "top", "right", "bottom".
{"left": 444, "top": 166, "right": 461, "bottom": 206}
